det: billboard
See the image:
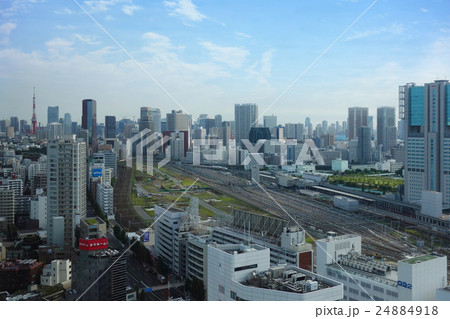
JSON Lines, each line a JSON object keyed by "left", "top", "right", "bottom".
{"left": 79, "top": 238, "right": 108, "bottom": 251}
{"left": 92, "top": 167, "right": 103, "bottom": 177}
{"left": 142, "top": 231, "right": 150, "bottom": 242}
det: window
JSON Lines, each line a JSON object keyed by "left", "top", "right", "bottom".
{"left": 230, "top": 291, "right": 237, "bottom": 300}
{"left": 218, "top": 285, "right": 225, "bottom": 294}
{"left": 349, "top": 288, "right": 359, "bottom": 295}
{"left": 234, "top": 264, "right": 257, "bottom": 272}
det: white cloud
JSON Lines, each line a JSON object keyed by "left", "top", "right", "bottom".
{"left": 83, "top": 0, "right": 133, "bottom": 13}
{"left": 346, "top": 23, "right": 405, "bottom": 41}
{"left": 45, "top": 38, "right": 74, "bottom": 55}
{"left": 164, "top": 0, "right": 206, "bottom": 22}
{"left": 74, "top": 34, "right": 101, "bottom": 45}
{"left": 440, "top": 27, "right": 450, "bottom": 33}
{"left": 122, "top": 4, "right": 141, "bottom": 15}
{"left": 420, "top": 8, "right": 428, "bottom": 13}
{"left": 1, "top": 0, "right": 41, "bottom": 17}
{"left": 56, "top": 25, "right": 77, "bottom": 30}
{"left": 54, "top": 8, "right": 76, "bottom": 15}
{"left": 0, "top": 22, "right": 17, "bottom": 45}
{"left": 200, "top": 41, "right": 249, "bottom": 68}
{"left": 236, "top": 32, "right": 251, "bottom": 40}
{"left": 247, "top": 50, "right": 273, "bottom": 86}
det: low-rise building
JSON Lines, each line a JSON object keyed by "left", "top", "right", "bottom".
{"left": 40, "top": 259, "right": 72, "bottom": 288}
{"left": 0, "top": 259, "right": 44, "bottom": 293}
{"left": 316, "top": 234, "right": 447, "bottom": 301}
{"left": 333, "top": 196, "right": 358, "bottom": 212}
{"left": 207, "top": 243, "right": 343, "bottom": 301}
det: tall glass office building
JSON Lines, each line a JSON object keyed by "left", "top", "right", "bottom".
{"left": 401, "top": 80, "right": 450, "bottom": 204}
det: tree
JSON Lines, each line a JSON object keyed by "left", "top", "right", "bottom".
{"left": 191, "top": 277, "right": 206, "bottom": 301}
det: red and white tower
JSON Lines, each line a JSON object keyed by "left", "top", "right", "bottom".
{"left": 31, "top": 86, "right": 38, "bottom": 135}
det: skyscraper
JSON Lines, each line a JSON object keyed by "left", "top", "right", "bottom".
{"left": 377, "top": 107, "right": 396, "bottom": 152}
{"left": 305, "top": 117, "right": 311, "bottom": 138}
{"left": 47, "top": 141, "right": 86, "bottom": 248}
{"left": 348, "top": 107, "right": 368, "bottom": 141}
{"left": 322, "top": 120, "right": 328, "bottom": 135}
{"left": 167, "top": 110, "right": 189, "bottom": 131}
{"left": 47, "top": 106, "right": 59, "bottom": 125}
{"left": 401, "top": 80, "right": 450, "bottom": 204}
{"left": 63, "top": 113, "right": 72, "bottom": 138}
{"left": 105, "top": 115, "right": 116, "bottom": 138}
{"left": 151, "top": 108, "right": 162, "bottom": 133}
{"left": 139, "top": 107, "right": 154, "bottom": 132}
{"left": 358, "top": 126, "right": 372, "bottom": 164}
{"left": 82, "top": 99, "right": 97, "bottom": 151}
{"left": 10, "top": 117, "right": 19, "bottom": 133}
{"left": 263, "top": 115, "right": 277, "bottom": 129}
{"left": 234, "top": 103, "right": 258, "bottom": 146}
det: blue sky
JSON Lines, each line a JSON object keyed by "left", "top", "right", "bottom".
{"left": 1, "top": 0, "right": 449, "bottom": 127}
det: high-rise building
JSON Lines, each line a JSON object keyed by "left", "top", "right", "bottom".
{"left": 82, "top": 99, "right": 97, "bottom": 151}
{"left": 214, "top": 114, "right": 222, "bottom": 128}
{"left": 377, "top": 107, "right": 396, "bottom": 152}
{"left": 401, "top": 80, "right": 450, "bottom": 204}
{"left": 167, "top": 110, "right": 189, "bottom": 131}
{"left": 48, "top": 122, "right": 63, "bottom": 141}
{"left": 305, "top": 117, "right": 311, "bottom": 138}
{"left": 0, "top": 189, "right": 14, "bottom": 226}
{"left": 72, "top": 233, "right": 126, "bottom": 301}
{"left": 151, "top": 108, "right": 161, "bottom": 133}
{"left": 47, "top": 106, "right": 59, "bottom": 125}
{"left": 10, "top": 117, "right": 19, "bottom": 133}
{"left": 104, "top": 116, "right": 116, "bottom": 138}
{"left": 263, "top": 115, "right": 277, "bottom": 129}
{"left": 358, "top": 126, "right": 372, "bottom": 164}
{"left": 63, "top": 113, "right": 72, "bottom": 138}
{"left": 348, "top": 107, "right": 368, "bottom": 140}
{"left": 234, "top": 103, "right": 258, "bottom": 146}
{"left": 322, "top": 120, "right": 328, "bottom": 135}
{"left": 47, "top": 141, "right": 87, "bottom": 248}
{"left": 139, "top": 107, "right": 154, "bottom": 132}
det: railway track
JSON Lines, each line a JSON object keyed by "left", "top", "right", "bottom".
{"left": 172, "top": 164, "right": 423, "bottom": 261}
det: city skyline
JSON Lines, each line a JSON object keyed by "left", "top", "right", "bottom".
{"left": 1, "top": 1, "right": 449, "bottom": 125}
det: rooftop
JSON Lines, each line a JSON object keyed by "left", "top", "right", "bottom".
{"left": 329, "top": 251, "right": 399, "bottom": 286}
{"left": 243, "top": 266, "right": 336, "bottom": 294}
{"left": 400, "top": 254, "right": 439, "bottom": 265}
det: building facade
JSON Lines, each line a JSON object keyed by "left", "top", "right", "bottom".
{"left": 348, "top": 107, "right": 368, "bottom": 141}
{"left": 47, "top": 141, "right": 87, "bottom": 248}
{"left": 235, "top": 103, "right": 258, "bottom": 146}
{"left": 401, "top": 80, "right": 450, "bottom": 204}
{"left": 377, "top": 107, "right": 396, "bottom": 152}
{"left": 207, "top": 243, "right": 343, "bottom": 301}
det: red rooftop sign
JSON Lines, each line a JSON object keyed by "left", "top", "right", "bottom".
{"left": 79, "top": 238, "right": 108, "bottom": 251}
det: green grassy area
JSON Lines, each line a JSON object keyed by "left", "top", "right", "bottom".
{"left": 130, "top": 165, "right": 267, "bottom": 216}
{"left": 145, "top": 208, "right": 155, "bottom": 217}
{"left": 305, "top": 236, "right": 314, "bottom": 244}
{"left": 86, "top": 218, "right": 98, "bottom": 225}
{"left": 328, "top": 175, "right": 403, "bottom": 193}
{"left": 199, "top": 206, "right": 215, "bottom": 218}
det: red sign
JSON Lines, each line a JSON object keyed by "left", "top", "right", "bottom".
{"left": 79, "top": 238, "right": 108, "bottom": 251}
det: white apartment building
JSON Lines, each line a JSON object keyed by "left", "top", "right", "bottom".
{"left": 41, "top": 259, "right": 72, "bottom": 288}
{"left": 316, "top": 234, "right": 447, "bottom": 301}
{"left": 154, "top": 205, "right": 187, "bottom": 272}
{"left": 207, "top": 243, "right": 343, "bottom": 301}
{"left": 30, "top": 195, "right": 47, "bottom": 229}
{"left": 97, "top": 182, "right": 114, "bottom": 217}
